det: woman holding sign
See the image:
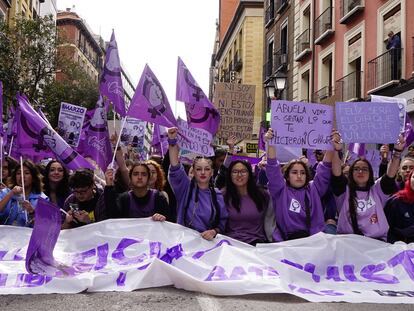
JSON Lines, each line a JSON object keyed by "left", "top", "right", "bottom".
{"left": 332, "top": 135, "right": 405, "bottom": 240}
{"left": 167, "top": 127, "right": 228, "bottom": 241}
{"left": 264, "top": 128, "right": 341, "bottom": 241}
{"left": 0, "top": 160, "right": 48, "bottom": 227}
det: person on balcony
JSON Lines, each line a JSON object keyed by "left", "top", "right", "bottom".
{"left": 387, "top": 31, "right": 401, "bottom": 81}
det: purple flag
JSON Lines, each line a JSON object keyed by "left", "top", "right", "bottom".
{"left": 404, "top": 113, "right": 414, "bottom": 147}
{"left": 82, "top": 95, "right": 113, "bottom": 172}
{"left": 76, "top": 108, "right": 95, "bottom": 155}
{"left": 100, "top": 30, "right": 126, "bottom": 116}
{"left": 176, "top": 57, "right": 220, "bottom": 135}
{"left": 258, "top": 124, "right": 266, "bottom": 151}
{"left": 25, "top": 198, "right": 61, "bottom": 274}
{"left": 151, "top": 124, "right": 168, "bottom": 157}
{"left": 348, "top": 143, "right": 366, "bottom": 157}
{"left": 128, "top": 64, "right": 177, "bottom": 128}
{"left": 0, "top": 81, "right": 3, "bottom": 137}
{"left": 17, "top": 94, "right": 94, "bottom": 170}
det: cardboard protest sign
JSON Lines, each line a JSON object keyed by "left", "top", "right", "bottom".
{"left": 336, "top": 102, "right": 400, "bottom": 144}
{"left": 57, "top": 102, "right": 87, "bottom": 147}
{"left": 214, "top": 82, "right": 255, "bottom": 140}
{"left": 177, "top": 118, "right": 214, "bottom": 157}
{"left": 270, "top": 100, "right": 333, "bottom": 150}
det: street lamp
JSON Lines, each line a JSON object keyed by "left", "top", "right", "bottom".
{"left": 264, "top": 72, "right": 287, "bottom": 100}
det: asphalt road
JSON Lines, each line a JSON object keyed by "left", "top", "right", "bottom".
{"left": 0, "top": 287, "right": 412, "bottom": 311}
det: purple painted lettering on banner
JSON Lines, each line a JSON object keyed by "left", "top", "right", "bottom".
{"left": 0, "top": 274, "right": 7, "bottom": 287}
{"left": 116, "top": 272, "right": 127, "bottom": 287}
{"left": 205, "top": 265, "right": 228, "bottom": 281}
{"left": 326, "top": 266, "right": 345, "bottom": 282}
{"left": 319, "top": 290, "right": 344, "bottom": 296}
{"left": 111, "top": 238, "right": 147, "bottom": 265}
{"left": 0, "top": 251, "right": 6, "bottom": 261}
{"left": 304, "top": 263, "right": 321, "bottom": 283}
{"left": 13, "top": 248, "right": 24, "bottom": 261}
{"left": 281, "top": 259, "right": 303, "bottom": 270}
{"left": 387, "top": 250, "right": 414, "bottom": 281}
{"left": 265, "top": 266, "right": 280, "bottom": 278}
{"left": 13, "top": 274, "right": 52, "bottom": 288}
{"left": 137, "top": 263, "right": 150, "bottom": 271}
{"left": 149, "top": 241, "right": 161, "bottom": 258}
{"left": 160, "top": 244, "right": 184, "bottom": 264}
{"left": 229, "top": 266, "right": 247, "bottom": 280}
{"left": 374, "top": 290, "right": 414, "bottom": 297}
{"left": 192, "top": 239, "right": 232, "bottom": 260}
{"left": 297, "top": 287, "right": 323, "bottom": 296}
{"left": 360, "top": 263, "right": 399, "bottom": 284}
{"left": 94, "top": 243, "right": 109, "bottom": 271}
{"left": 343, "top": 265, "right": 362, "bottom": 282}
{"left": 248, "top": 266, "right": 263, "bottom": 278}
{"left": 71, "top": 248, "right": 96, "bottom": 273}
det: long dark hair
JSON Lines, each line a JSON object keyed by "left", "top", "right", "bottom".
{"left": 224, "top": 160, "right": 268, "bottom": 212}
{"left": 347, "top": 158, "right": 375, "bottom": 235}
{"left": 183, "top": 157, "right": 221, "bottom": 229}
{"left": 9, "top": 159, "right": 43, "bottom": 194}
{"left": 282, "top": 160, "right": 312, "bottom": 188}
{"left": 43, "top": 160, "right": 70, "bottom": 198}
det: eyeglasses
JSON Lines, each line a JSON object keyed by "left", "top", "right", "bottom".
{"left": 231, "top": 169, "right": 248, "bottom": 176}
{"left": 73, "top": 186, "right": 92, "bottom": 195}
{"left": 353, "top": 167, "right": 369, "bottom": 173}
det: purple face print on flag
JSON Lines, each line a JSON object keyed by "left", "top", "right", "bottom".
{"left": 143, "top": 74, "right": 167, "bottom": 118}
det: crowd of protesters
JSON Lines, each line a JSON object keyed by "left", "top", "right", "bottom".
{"left": 0, "top": 127, "right": 414, "bottom": 246}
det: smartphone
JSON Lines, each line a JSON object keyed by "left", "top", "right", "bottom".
{"left": 69, "top": 203, "right": 79, "bottom": 212}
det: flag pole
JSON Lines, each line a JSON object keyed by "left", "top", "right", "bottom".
{"left": 20, "top": 156, "right": 28, "bottom": 223}
{"left": 8, "top": 135, "right": 13, "bottom": 156}
{"left": 110, "top": 116, "right": 127, "bottom": 168}
{"left": 0, "top": 137, "right": 3, "bottom": 185}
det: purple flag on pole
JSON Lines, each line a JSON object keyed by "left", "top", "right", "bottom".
{"left": 348, "top": 143, "right": 366, "bottom": 157}
{"left": 258, "top": 125, "right": 266, "bottom": 151}
{"left": 99, "top": 30, "right": 126, "bottom": 116}
{"left": 76, "top": 108, "right": 95, "bottom": 155}
{"left": 82, "top": 96, "right": 113, "bottom": 172}
{"left": 17, "top": 94, "right": 94, "bottom": 170}
{"left": 176, "top": 57, "right": 220, "bottom": 135}
{"left": 128, "top": 64, "right": 177, "bottom": 128}
{"left": 25, "top": 198, "right": 61, "bottom": 274}
{"left": 0, "top": 81, "right": 3, "bottom": 137}
{"left": 151, "top": 124, "right": 168, "bottom": 157}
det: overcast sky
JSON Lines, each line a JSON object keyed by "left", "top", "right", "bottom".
{"left": 57, "top": 0, "right": 219, "bottom": 118}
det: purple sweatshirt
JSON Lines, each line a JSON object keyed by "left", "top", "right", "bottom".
{"left": 168, "top": 164, "right": 228, "bottom": 233}
{"left": 336, "top": 178, "right": 390, "bottom": 240}
{"left": 266, "top": 158, "right": 331, "bottom": 241}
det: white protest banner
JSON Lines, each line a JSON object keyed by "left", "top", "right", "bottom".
{"left": 214, "top": 82, "right": 255, "bottom": 140}
{"left": 1, "top": 219, "right": 414, "bottom": 303}
{"left": 270, "top": 100, "right": 334, "bottom": 150}
{"left": 177, "top": 118, "right": 214, "bottom": 157}
{"left": 336, "top": 102, "right": 401, "bottom": 144}
{"left": 57, "top": 102, "right": 87, "bottom": 147}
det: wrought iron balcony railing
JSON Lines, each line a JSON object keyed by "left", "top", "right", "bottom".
{"left": 275, "top": 0, "right": 288, "bottom": 14}
{"left": 233, "top": 51, "right": 243, "bottom": 71}
{"left": 263, "top": 59, "right": 273, "bottom": 81}
{"left": 274, "top": 49, "right": 288, "bottom": 72}
{"left": 367, "top": 48, "right": 402, "bottom": 93}
{"left": 295, "top": 29, "right": 311, "bottom": 61}
{"left": 335, "top": 71, "right": 362, "bottom": 102}
{"left": 313, "top": 86, "right": 333, "bottom": 103}
{"left": 265, "top": 2, "right": 275, "bottom": 27}
{"left": 314, "top": 7, "right": 334, "bottom": 45}
{"left": 340, "top": 0, "right": 364, "bottom": 24}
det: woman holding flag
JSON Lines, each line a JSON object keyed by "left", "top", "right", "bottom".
{"left": 0, "top": 159, "right": 47, "bottom": 227}
{"left": 167, "top": 127, "right": 228, "bottom": 241}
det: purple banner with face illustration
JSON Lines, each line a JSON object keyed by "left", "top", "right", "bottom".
{"left": 58, "top": 102, "right": 87, "bottom": 148}
{"left": 83, "top": 95, "right": 113, "bottom": 172}
{"left": 99, "top": 30, "right": 126, "bottom": 117}
{"left": 128, "top": 64, "right": 177, "bottom": 128}
{"left": 0, "top": 81, "right": 3, "bottom": 137}
{"left": 26, "top": 198, "right": 62, "bottom": 275}
{"left": 176, "top": 57, "right": 220, "bottom": 135}
{"left": 270, "top": 100, "right": 334, "bottom": 150}
{"left": 17, "top": 94, "right": 94, "bottom": 170}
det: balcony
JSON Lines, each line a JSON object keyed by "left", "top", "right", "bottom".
{"left": 263, "top": 59, "right": 273, "bottom": 82}
{"left": 265, "top": 2, "right": 275, "bottom": 27}
{"left": 221, "top": 70, "right": 230, "bottom": 83}
{"left": 274, "top": 49, "right": 288, "bottom": 72}
{"left": 335, "top": 71, "right": 362, "bottom": 102}
{"left": 313, "top": 86, "right": 333, "bottom": 103}
{"left": 340, "top": 0, "right": 364, "bottom": 24}
{"left": 233, "top": 51, "right": 243, "bottom": 72}
{"left": 295, "top": 29, "right": 311, "bottom": 61}
{"left": 314, "top": 7, "right": 334, "bottom": 45}
{"left": 275, "top": 0, "right": 289, "bottom": 14}
{"left": 367, "top": 48, "right": 402, "bottom": 94}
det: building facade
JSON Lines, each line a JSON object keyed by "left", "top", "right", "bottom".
{"left": 39, "top": 0, "right": 57, "bottom": 21}
{"left": 212, "top": 0, "right": 265, "bottom": 140}
{"left": 0, "top": 0, "right": 11, "bottom": 23}
{"left": 8, "top": 0, "right": 43, "bottom": 23}
{"left": 56, "top": 9, "right": 103, "bottom": 83}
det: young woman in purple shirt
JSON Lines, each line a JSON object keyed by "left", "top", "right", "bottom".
{"left": 167, "top": 127, "right": 228, "bottom": 241}
{"left": 332, "top": 135, "right": 405, "bottom": 240}
{"left": 264, "top": 129, "right": 341, "bottom": 241}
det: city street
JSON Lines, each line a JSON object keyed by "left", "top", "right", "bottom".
{"left": 0, "top": 287, "right": 413, "bottom": 311}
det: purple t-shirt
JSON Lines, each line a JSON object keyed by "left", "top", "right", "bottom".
{"left": 266, "top": 158, "right": 331, "bottom": 241}
{"left": 168, "top": 164, "right": 228, "bottom": 233}
{"left": 224, "top": 193, "right": 269, "bottom": 244}
{"left": 336, "top": 178, "right": 390, "bottom": 240}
